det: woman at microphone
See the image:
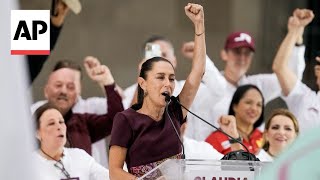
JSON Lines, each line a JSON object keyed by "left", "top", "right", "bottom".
{"left": 109, "top": 3, "right": 206, "bottom": 179}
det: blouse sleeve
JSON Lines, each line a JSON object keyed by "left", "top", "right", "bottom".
{"left": 109, "top": 112, "right": 133, "bottom": 148}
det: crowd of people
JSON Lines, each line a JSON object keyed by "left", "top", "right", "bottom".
{"left": 27, "top": 1, "right": 319, "bottom": 179}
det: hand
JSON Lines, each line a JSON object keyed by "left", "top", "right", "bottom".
{"left": 84, "top": 57, "right": 114, "bottom": 86}
{"left": 181, "top": 41, "right": 195, "bottom": 60}
{"left": 184, "top": 3, "right": 204, "bottom": 25}
{"left": 293, "top": 9, "right": 314, "bottom": 27}
{"left": 218, "top": 115, "right": 239, "bottom": 138}
{"left": 51, "top": 0, "right": 70, "bottom": 27}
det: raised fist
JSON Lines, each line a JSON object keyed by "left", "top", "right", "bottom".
{"left": 184, "top": 3, "right": 204, "bottom": 25}
{"left": 293, "top": 9, "right": 314, "bottom": 27}
{"left": 218, "top": 115, "right": 239, "bottom": 138}
{"left": 181, "top": 41, "right": 195, "bottom": 60}
{"left": 84, "top": 57, "right": 114, "bottom": 85}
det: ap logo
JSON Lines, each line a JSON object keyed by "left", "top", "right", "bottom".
{"left": 11, "top": 10, "right": 50, "bottom": 55}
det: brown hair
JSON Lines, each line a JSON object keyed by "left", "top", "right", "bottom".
{"left": 53, "top": 59, "right": 82, "bottom": 79}
{"left": 33, "top": 103, "right": 60, "bottom": 130}
{"left": 262, "top": 108, "right": 299, "bottom": 151}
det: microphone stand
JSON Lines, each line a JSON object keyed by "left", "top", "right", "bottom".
{"left": 169, "top": 96, "right": 259, "bottom": 162}
{"left": 163, "top": 93, "right": 186, "bottom": 159}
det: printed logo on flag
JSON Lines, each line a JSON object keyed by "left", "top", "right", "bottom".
{"left": 11, "top": 10, "right": 50, "bottom": 55}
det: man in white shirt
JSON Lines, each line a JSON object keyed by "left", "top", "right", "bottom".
{"left": 272, "top": 9, "right": 319, "bottom": 133}
{"left": 187, "top": 28, "right": 306, "bottom": 141}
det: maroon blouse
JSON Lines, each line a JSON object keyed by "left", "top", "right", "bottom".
{"left": 110, "top": 99, "right": 185, "bottom": 176}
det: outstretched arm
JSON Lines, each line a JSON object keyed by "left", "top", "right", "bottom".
{"left": 179, "top": 3, "right": 206, "bottom": 118}
{"left": 83, "top": 57, "right": 124, "bottom": 141}
{"left": 272, "top": 9, "right": 314, "bottom": 96}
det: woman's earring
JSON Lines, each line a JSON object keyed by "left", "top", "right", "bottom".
{"left": 144, "top": 90, "right": 148, "bottom": 97}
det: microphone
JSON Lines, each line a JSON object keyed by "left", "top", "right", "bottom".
{"left": 169, "top": 96, "right": 259, "bottom": 161}
{"left": 162, "top": 92, "right": 171, "bottom": 102}
{"left": 161, "top": 92, "right": 186, "bottom": 159}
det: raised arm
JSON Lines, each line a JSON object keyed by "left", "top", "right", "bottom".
{"left": 272, "top": 9, "right": 314, "bottom": 96}
{"left": 179, "top": 3, "right": 206, "bottom": 118}
{"left": 84, "top": 57, "right": 124, "bottom": 142}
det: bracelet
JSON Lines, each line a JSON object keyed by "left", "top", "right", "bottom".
{"left": 295, "top": 43, "right": 304, "bottom": 47}
{"left": 229, "top": 136, "right": 242, "bottom": 144}
{"left": 195, "top": 31, "right": 205, "bottom": 36}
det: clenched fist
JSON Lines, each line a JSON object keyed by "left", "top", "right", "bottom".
{"left": 84, "top": 56, "right": 114, "bottom": 86}
{"left": 218, "top": 115, "right": 239, "bottom": 139}
{"left": 293, "top": 9, "right": 314, "bottom": 27}
{"left": 181, "top": 41, "right": 195, "bottom": 60}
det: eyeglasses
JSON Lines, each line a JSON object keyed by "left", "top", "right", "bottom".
{"left": 54, "top": 160, "right": 71, "bottom": 179}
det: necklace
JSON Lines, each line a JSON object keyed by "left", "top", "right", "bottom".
{"left": 40, "top": 148, "right": 70, "bottom": 178}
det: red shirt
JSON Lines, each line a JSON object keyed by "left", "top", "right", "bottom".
{"left": 205, "top": 128, "right": 263, "bottom": 155}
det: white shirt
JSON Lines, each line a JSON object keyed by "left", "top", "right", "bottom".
{"left": 256, "top": 149, "right": 273, "bottom": 162}
{"left": 183, "top": 136, "right": 223, "bottom": 160}
{"left": 282, "top": 81, "right": 320, "bottom": 133}
{"left": 33, "top": 148, "right": 109, "bottom": 180}
{"left": 185, "top": 46, "right": 306, "bottom": 141}
{"left": 31, "top": 97, "right": 109, "bottom": 168}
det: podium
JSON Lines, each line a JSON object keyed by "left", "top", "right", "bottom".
{"left": 138, "top": 159, "right": 270, "bottom": 180}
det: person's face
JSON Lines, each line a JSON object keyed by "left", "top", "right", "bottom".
{"left": 314, "top": 65, "right": 320, "bottom": 89}
{"left": 37, "top": 109, "right": 67, "bottom": 150}
{"left": 223, "top": 47, "right": 254, "bottom": 76}
{"left": 139, "top": 61, "right": 175, "bottom": 107}
{"left": 154, "top": 40, "right": 177, "bottom": 68}
{"left": 233, "top": 88, "right": 263, "bottom": 126}
{"left": 44, "top": 68, "right": 78, "bottom": 115}
{"left": 265, "top": 115, "right": 297, "bottom": 151}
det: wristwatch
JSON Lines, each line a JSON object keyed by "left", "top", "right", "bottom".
{"left": 229, "top": 136, "right": 242, "bottom": 144}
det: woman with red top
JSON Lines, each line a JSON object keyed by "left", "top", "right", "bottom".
{"left": 206, "top": 84, "right": 264, "bottom": 155}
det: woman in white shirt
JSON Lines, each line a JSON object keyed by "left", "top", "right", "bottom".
{"left": 257, "top": 109, "right": 299, "bottom": 161}
{"left": 33, "top": 103, "right": 109, "bottom": 180}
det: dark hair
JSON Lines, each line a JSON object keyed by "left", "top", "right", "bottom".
{"left": 228, "top": 84, "right": 265, "bottom": 128}
{"left": 33, "top": 103, "right": 70, "bottom": 148}
{"left": 142, "top": 35, "right": 174, "bottom": 52}
{"left": 131, "top": 57, "right": 174, "bottom": 110}
{"left": 262, "top": 108, "right": 299, "bottom": 151}
{"left": 53, "top": 59, "right": 82, "bottom": 79}
{"left": 33, "top": 103, "right": 60, "bottom": 130}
